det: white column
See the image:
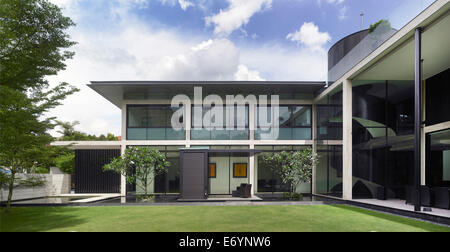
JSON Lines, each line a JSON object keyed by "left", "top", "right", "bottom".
{"left": 185, "top": 102, "right": 191, "bottom": 142}
{"left": 249, "top": 102, "right": 255, "bottom": 141}
{"left": 249, "top": 144, "right": 255, "bottom": 197}
{"left": 120, "top": 104, "right": 127, "bottom": 196}
{"left": 342, "top": 79, "right": 353, "bottom": 200}
{"left": 120, "top": 144, "right": 127, "bottom": 196}
{"left": 421, "top": 80, "right": 426, "bottom": 185}
{"left": 311, "top": 104, "right": 317, "bottom": 194}
{"left": 121, "top": 104, "right": 127, "bottom": 141}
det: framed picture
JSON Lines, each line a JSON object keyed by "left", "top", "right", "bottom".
{"left": 209, "top": 163, "right": 216, "bottom": 178}
{"left": 233, "top": 163, "right": 247, "bottom": 178}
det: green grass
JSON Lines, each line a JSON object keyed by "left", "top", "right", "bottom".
{"left": 1, "top": 205, "right": 449, "bottom": 232}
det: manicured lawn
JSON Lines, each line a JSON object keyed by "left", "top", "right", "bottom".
{"left": 0, "top": 205, "right": 449, "bottom": 232}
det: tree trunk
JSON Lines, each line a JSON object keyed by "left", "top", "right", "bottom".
{"left": 6, "top": 171, "right": 15, "bottom": 213}
{"left": 143, "top": 173, "right": 148, "bottom": 196}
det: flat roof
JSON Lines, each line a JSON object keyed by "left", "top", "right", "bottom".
{"left": 88, "top": 81, "right": 326, "bottom": 108}
{"left": 90, "top": 81, "right": 326, "bottom": 86}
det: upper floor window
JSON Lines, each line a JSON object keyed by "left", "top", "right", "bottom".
{"left": 255, "top": 105, "right": 312, "bottom": 140}
{"left": 127, "top": 105, "right": 185, "bottom": 141}
{"left": 191, "top": 105, "right": 249, "bottom": 140}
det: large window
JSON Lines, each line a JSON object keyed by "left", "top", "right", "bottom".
{"left": 315, "top": 145, "right": 342, "bottom": 197}
{"left": 255, "top": 146, "right": 311, "bottom": 194}
{"left": 127, "top": 105, "right": 185, "bottom": 140}
{"left": 316, "top": 92, "right": 342, "bottom": 141}
{"left": 255, "top": 105, "right": 312, "bottom": 140}
{"left": 426, "top": 129, "right": 450, "bottom": 187}
{"left": 191, "top": 105, "right": 249, "bottom": 140}
{"left": 128, "top": 146, "right": 182, "bottom": 195}
{"left": 352, "top": 81, "right": 415, "bottom": 199}
{"left": 426, "top": 69, "right": 450, "bottom": 126}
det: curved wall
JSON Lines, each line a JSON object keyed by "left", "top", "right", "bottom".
{"left": 328, "top": 30, "right": 369, "bottom": 71}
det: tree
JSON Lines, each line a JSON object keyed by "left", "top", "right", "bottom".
{"left": 104, "top": 147, "right": 170, "bottom": 196}
{"left": 0, "top": 0, "right": 78, "bottom": 212}
{"left": 55, "top": 120, "right": 119, "bottom": 141}
{"left": 55, "top": 120, "right": 81, "bottom": 138}
{"left": 261, "top": 148, "right": 318, "bottom": 195}
{"left": 369, "top": 19, "right": 392, "bottom": 33}
{"left": 0, "top": 0, "right": 76, "bottom": 91}
{"left": 54, "top": 152, "right": 75, "bottom": 174}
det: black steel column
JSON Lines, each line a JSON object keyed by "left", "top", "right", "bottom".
{"left": 414, "top": 27, "right": 423, "bottom": 212}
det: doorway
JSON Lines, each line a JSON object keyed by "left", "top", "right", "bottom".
{"left": 208, "top": 152, "right": 249, "bottom": 195}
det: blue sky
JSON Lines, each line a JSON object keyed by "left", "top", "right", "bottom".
{"left": 68, "top": 0, "right": 434, "bottom": 48}
{"left": 47, "top": 0, "right": 435, "bottom": 136}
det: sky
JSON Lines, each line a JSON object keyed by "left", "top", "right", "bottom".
{"left": 46, "top": 0, "right": 435, "bottom": 136}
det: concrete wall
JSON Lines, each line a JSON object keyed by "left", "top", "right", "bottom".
{"left": 0, "top": 170, "right": 71, "bottom": 202}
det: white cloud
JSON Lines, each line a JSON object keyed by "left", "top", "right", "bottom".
{"left": 151, "top": 39, "right": 246, "bottom": 81}
{"left": 205, "top": 0, "right": 272, "bottom": 36}
{"left": 178, "top": 0, "right": 194, "bottom": 10}
{"left": 326, "top": 0, "right": 344, "bottom": 4}
{"left": 45, "top": 11, "right": 265, "bottom": 136}
{"left": 45, "top": 0, "right": 327, "bottom": 137}
{"left": 316, "top": 0, "right": 347, "bottom": 20}
{"left": 234, "top": 65, "right": 266, "bottom": 81}
{"left": 286, "top": 22, "right": 331, "bottom": 52}
{"left": 159, "top": 0, "right": 194, "bottom": 10}
{"left": 240, "top": 43, "right": 328, "bottom": 81}
{"left": 338, "top": 6, "right": 347, "bottom": 20}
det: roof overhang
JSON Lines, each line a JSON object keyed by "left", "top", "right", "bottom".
{"left": 88, "top": 81, "right": 326, "bottom": 108}
{"left": 355, "top": 9, "right": 450, "bottom": 81}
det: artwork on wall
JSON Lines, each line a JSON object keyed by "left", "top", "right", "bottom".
{"left": 209, "top": 163, "right": 216, "bottom": 178}
{"left": 233, "top": 163, "right": 248, "bottom": 178}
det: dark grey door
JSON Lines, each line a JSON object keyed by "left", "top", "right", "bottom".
{"left": 180, "top": 152, "right": 208, "bottom": 200}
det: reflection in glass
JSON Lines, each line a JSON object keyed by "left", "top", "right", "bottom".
{"left": 427, "top": 129, "right": 450, "bottom": 187}
{"left": 315, "top": 145, "right": 342, "bottom": 198}
{"left": 255, "top": 146, "right": 311, "bottom": 194}
{"left": 127, "top": 105, "right": 186, "bottom": 140}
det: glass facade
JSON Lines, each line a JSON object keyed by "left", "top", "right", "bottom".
{"left": 426, "top": 129, "right": 450, "bottom": 188}
{"left": 315, "top": 145, "right": 342, "bottom": 197}
{"left": 255, "top": 105, "right": 312, "bottom": 140}
{"left": 255, "top": 145, "right": 311, "bottom": 194}
{"left": 314, "top": 90, "right": 343, "bottom": 198}
{"left": 352, "top": 80, "right": 415, "bottom": 199}
{"left": 191, "top": 105, "right": 249, "bottom": 140}
{"left": 127, "top": 105, "right": 185, "bottom": 140}
{"left": 316, "top": 92, "right": 343, "bottom": 140}
{"left": 128, "top": 146, "right": 183, "bottom": 195}
{"left": 425, "top": 69, "right": 450, "bottom": 126}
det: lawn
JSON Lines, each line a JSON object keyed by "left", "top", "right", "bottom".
{"left": 0, "top": 205, "right": 449, "bottom": 232}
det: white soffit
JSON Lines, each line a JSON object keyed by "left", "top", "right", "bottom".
{"left": 355, "top": 11, "right": 450, "bottom": 81}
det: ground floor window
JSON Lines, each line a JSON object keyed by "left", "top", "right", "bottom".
{"left": 127, "top": 146, "right": 183, "bottom": 195}
{"left": 426, "top": 129, "right": 450, "bottom": 188}
{"left": 315, "top": 145, "right": 342, "bottom": 198}
{"left": 255, "top": 145, "right": 311, "bottom": 194}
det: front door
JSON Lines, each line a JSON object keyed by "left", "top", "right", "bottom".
{"left": 180, "top": 152, "right": 208, "bottom": 200}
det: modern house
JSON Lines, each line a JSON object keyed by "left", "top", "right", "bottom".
{"left": 53, "top": 0, "right": 450, "bottom": 209}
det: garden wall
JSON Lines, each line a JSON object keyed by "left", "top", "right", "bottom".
{"left": 0, "top": 168, "right": 71, "bottom": 202}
